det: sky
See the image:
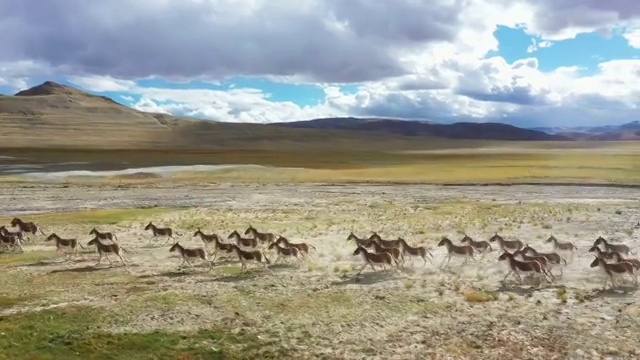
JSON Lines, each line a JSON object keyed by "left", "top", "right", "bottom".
{"left": 0, "top": 0, "right": 638, "bottom": 128}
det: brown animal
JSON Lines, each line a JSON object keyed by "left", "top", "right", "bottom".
{"left": 244, "top": 225, "right": 276, "bottom": 245}
{"left": 488, "top": 233, "right": 524, "bottom": 252}
{"left": 45, "top": 233, "right": 85, "bottom": 257}
{"left": 368, "top": 232, "right": 403, "bottom": 248}
{"left": 437, "top": 237, "right": 475, "bottom": 268}
{"left": 274, "top": 236, "right": 316, "bottom": 258}
{"left": 193, "top": 229, "right": 220, "bottom": 246}
{"left": 594, "top": 236, "right": 633, "bottom": 256}
{"left": 86, "top": 237, "right": 128, "bottom": 267}
{"left": 0, "top": 232, "right": 24, "bottom": 252}
{"left": 10, "top": 217, "right": 45, "bottom": 236}
{"left": 169, "top": 242, "right": 212, "bottom": 269}
{"left": 267, "top": 242, "right": 301, "bottom": 264}
{"left": 230, "top": 244, "right": 270, "bottom": 271}
{"left": 588, "top": 245, "right": 618, "bottom": 262}
{"left": 89, "top": 228, "right": 118, "bottom": 242}
{"left": 352, "top": 245, "right": 396, "bottom": 275}
{"left": 371, "top": 241, "right": 403, "bottom": 267}
{"left": 545, "top": 235, "right": 577, "bottom": 252}
{"left": 0, "top": 226, "right": 24, "bottom": 243}
{"left": 590, "top": 255, "right": 638, "bottom": 289}
{"left": 610, "top": 252, "right": 640, "bottom": 270}
{"left": 521, "top": 244, "right": 567, "bottom": 276}
{"left": 512, "top": 249, "right": 554, "bottom": 281}
{"left": 397, "top": 237, "right": 432, "bottom": 265}
{"left": 346, "top": 232, "right": 375, "bottom": 248}
{"left": 460, "top": 234, "right": 492, "bottom": 255}
{"left": 228, "top": 230, "right": 258, "bottom": 248}
{"left": 144, "top": 222, "right": 174, "bottom": 245}
{"left": 498, "top": 251, "right": 552, "bottom": 285}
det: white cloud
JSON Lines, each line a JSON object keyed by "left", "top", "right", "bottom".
{"left": 624, "top": 28, "right": 640, "bottom": 48}
{"left": 0, "top": 0, "right": 638, "bottom": 127}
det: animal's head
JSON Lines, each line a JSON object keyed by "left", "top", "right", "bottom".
{"left": 346, "top": 232, "right": 357, "bottom": 241}
{"left": 594, "top": 236, "right": 606, "bottom": 245}
{"left": 193, "top": 229, "right": 201, "bottom": 237}
{"left": 460, "top": 234, "right": 472, "bottom": 243}
{"left": 589, "top": 256, "right": 601, "bottom": 268}
{"left": 144, "top": 222, "right": 153, "bottom": 230}
{"left": 267, "top": 242, "right": 277, "bottom": 250}
{"left": 545, "top": 235, "right": 556, "bottom": 243}
{"left": 169, "top": 242, "right": 180, "bottom": 252}
{"left": 352, "top": 246, "right": 365, "bottom": 256}
{"left": 87, "top": 237, "right": 99, "bottom": 247}
{"left": 497, "top": 252, "right": 511, "bottom": 261}
{"left": 10, "top": 218, "right": 20, "bottom": 226}
{"left": 244, "top": 225, "right": 256, "bottom": 235}
{"left": 588, "top": 245, "right": 600, "bottom": 253}
{"left": 228, "top": 230, "right": 239, "bottom": 239}
{"left": 89, "top": 228, "right": 97, "bottom": 235}
{"left": 488, "top": 234, "right": 501, "bottom": 242}
{"left": 437, "top": 237, "right": 450, "bottom": 247}
{"left": 45, "top": 233, "right": 57, "bottom": 242}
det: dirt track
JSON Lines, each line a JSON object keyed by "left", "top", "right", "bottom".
{"left": 1, "top": 183, "right": 640, "bottom": 359}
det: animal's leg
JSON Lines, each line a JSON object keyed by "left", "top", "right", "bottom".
{"left": 502, "top": 270, "right": 513, "bottom": 282}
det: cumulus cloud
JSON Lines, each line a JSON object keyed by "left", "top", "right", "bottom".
{"left": 0, "top": 0, "right": 639, "bottom": 127}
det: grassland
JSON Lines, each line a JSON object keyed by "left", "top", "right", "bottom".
{"left": 1, "top": 184, "right": 639, "bottom": 359}
{"left": 2, "top": 141, "right": 639, "bottom": 186}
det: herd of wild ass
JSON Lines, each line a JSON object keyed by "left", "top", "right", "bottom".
{"left": 1, "top": 217, "right": 638, "bottom": 290}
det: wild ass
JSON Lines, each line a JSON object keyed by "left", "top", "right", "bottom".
{"left": 267, "top": 242, "right": 301, "bottom": 264}
{"left": 593, "top": 236, "right": 633, "bottom": 256}
{"left": 590, "top": 255, "right": 638, "bottom": 289}
{"left": 86, "top": 237, "right": 128, "bottom": 267}
{"left": 244, "top": 225, "right": 276, "bottom": 245}
{"left": 437, "top": 237, "right": 475, "bottom": 268}
{"left": 521, "top": 244, "right": 567, "bottom": 276}
{"left": 169, "top": 242, "right": 212, "bottom": 270}
{"left": 45, "top": 233, "right": 85, "bottom": 258}
{"left": 352, "top": 245, "right": 396, "bottom": 275}
{"left": 144, "top": 222, "right": 174, "bottom": 245}
{"left": 228, "top": 230, "right": 258, "bottom": 248}
{"left": 230, "top": 244, "right": 270, "bottom": 271}
{"left": 488, "top": 233, "right": 524, "bottom": 252}
{"left": 460, "top": 234, "right": 492, "bottom": 256}
{"left": 397, "top": 237, "right": 432, "bottom": 265}
{"left": 498, "top": 251, "right": 552, "bottom": 285}
{"left": 274, "top": 236, "right": 316, "bottom": 259}
{"left": 89, "top": 228, "right": 118, "bottom": 242}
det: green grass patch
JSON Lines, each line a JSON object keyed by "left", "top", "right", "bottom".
{"left": 0, "top": 295, "right": 31, "bottom": 309}
{"left": 0, "top": 306, "right": 292, "bottom": 360}
{"left": 0, "top": 250, "right": 57, "bottom": 265}
{"left": 0, "top": 207, "right": 180, "bottom": 226}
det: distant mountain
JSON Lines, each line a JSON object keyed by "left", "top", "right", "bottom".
{"left": 531, "top": 121, "right": 640, "bottom": 140}
{"left": 272, "top": 117, "right": 570, "bottom": 141}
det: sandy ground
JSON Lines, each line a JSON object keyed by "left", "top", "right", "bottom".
{"left": 1, "top": 183, "right": 640, "bottom": 359}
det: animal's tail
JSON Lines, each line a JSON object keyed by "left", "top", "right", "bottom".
{"left": 263, "top": 252, "right": 271, "bottom": 265}
{"left": 121, "top": 246, "right": 130, "bottom": 253}
{"left": 561, "top": 257, "right": 568, "bottom": 265}
{"left": 309, "top": 244, "right": 317, "bottom": 251}
{"left": 39, "top": 228, "right": 46, "bottom": 235}
{"left": 78, "top": 243, "right": 86, "bottom": 250}
{"left": 113, "top": 233, "right": 119, "bottom": 242}
{"left": 488, "top": 243, "right": 493, "bottom": 251}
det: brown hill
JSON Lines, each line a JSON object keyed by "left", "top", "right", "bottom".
{"left": 0, "top": 81, "right": 566, "bottom": 150}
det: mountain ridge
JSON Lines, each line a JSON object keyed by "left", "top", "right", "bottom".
{"left": 3, "top": 81, "right": 635, "bottom": 150}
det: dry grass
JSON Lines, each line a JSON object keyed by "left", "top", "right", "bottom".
{"left": 1, "top": 184, "right": 640, "bottom": 359}
{"left": 3, "top": 143, "right": 639, "bottom": 186}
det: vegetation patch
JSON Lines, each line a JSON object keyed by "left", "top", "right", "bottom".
{"left": 461, "top": 289, "right": 500, "bottom": 302}
{"left": 0, "top": 207, "right": 180, "bottom": 226}
{"left": 0, "top": 306, "right": 293, "bottom": 360}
